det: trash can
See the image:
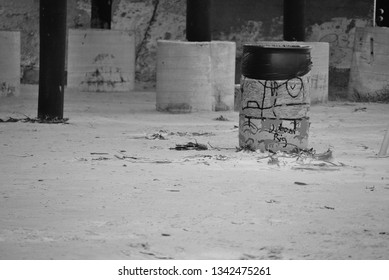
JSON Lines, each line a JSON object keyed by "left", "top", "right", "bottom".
{"left": 239, "top": 43, "right": 312, "bottom": 152}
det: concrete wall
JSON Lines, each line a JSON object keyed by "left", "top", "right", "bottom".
{"left": 112, "top": 0, "right": 186, "bottom": 88}
{"left": 0, "top": 0, "right": 374, "bottom": 97}
{"left": 211, "top": 0, "right": 374, "bottom": 99}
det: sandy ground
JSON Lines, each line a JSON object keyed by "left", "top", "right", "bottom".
{"left": 0, "top": 85, "right": 388, "bottom": 260}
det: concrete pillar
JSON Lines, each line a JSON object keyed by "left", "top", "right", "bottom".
{"left": 156, "top": 40, "right": 236, "bottom": 113}
{"left": 186, "top": 0, "right": 211, "bottom": 42}
{"left": 284, "top": 0, "right": 306, "bottom": 41}
{"left": 38, "top": 0, "right": 67, "bottom": 119}
{"left": 0, "top": 31, "right": 20, "bottom": 97}
{"left": 349, "top": 27, "right": 389, "bottom": 101}
{"left": 67, "top": 29, "right": 135, "bottom": 92}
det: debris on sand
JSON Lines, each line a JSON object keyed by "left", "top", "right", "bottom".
{"left": 255, "top": 148, "right": 345, "bottom": 171}
{"left": 320, "top": 206, "right": 335, "bottom": 210}
{"left": 313, "top": 149, "right": 333, "bottom": 161}
{"left": 114, "top": 154, "right": 172, "bottom": 164}
{"left": 170, "top": 142, "right": 208, "bottom": 151}
{"left": 92, "top": 157, "right": 110, "bottom": 161}
{"left": 214, "top": 115, "right": 229, "bottom": 121}
{"left": 143, "top": 130, "right": 216, "bottom": 140}
{"left": 171, "top": 131, "right": 215, "bottom": 137}
{"left": 353, "top": 107, "right": 367, "bottom": 112}
{"left": 0, "top": 116, "right": 69, "bottom": 124}
{"left": 145, "top": 130, "right": 168, "bottom": 140}
{"left": 236, "top": 145, "right": 256, "bottom": 152}
{"left": 265, "top": 199, "right": 280, "bottom": 204}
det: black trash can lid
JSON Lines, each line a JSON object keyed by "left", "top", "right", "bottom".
{"left": 241, "top": 43, "right": 312, "bottom": 80}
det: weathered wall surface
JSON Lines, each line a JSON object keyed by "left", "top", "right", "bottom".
{"left": 112, "top": 0, "right": 186, "bottom": 88}
{"left": 211, "top": 0, "right": 374, "bottom": 98}
{"left": 0, "top": 0, "right": 90, "bottom": 83}
{"left": 0, "top": 0, "right": 374, "bottom": 96}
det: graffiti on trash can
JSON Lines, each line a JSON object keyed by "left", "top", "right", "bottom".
{"left": 239, "top": 75, "right": 310, "bottom": 152}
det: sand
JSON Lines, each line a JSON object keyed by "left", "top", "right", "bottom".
{"left": 0, "top": 85, "right": 388, "bottom": 260}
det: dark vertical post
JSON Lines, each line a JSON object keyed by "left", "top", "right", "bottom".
{"left": 376, "top": 0, "right": 389, "bottom": 27}
{"left": 38, "top": 0, "right": 67, "bottom": 119}
{"left": 283, "top": 0, "right": 306, "bottom": 41}
{"left": 91, "top": 0, "right": 112, "bottom": 29}
{"left": 186, "top": 0, "right": 211, "bottom": 41}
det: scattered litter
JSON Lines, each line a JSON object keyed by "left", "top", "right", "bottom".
{"left": 11, "top": 153, "right": 33, "bottom": 158}
{"left": 353, "top": 107, "right": 367, "bottom": 112}
{"left": 214, "top": 155, "right": 228, "bottom": 161}
{"left": 146, "top": 130, "right": 168, "bottom": 140}
{"left": 365, "top": 186, "right": 375, "bottom": 191}
{"left": 294, "top": 181, "right": 308, "bottom": 185}
{"left": 153, "top": 160, "right": 172, "bottom": 164}
{"left": 214, "top": 115, "right": 229, "bottom": 121}
{"left": 236, "top": 145, "right": 256, "bottom": 152}
{"left": 170, "top": 142, "right": 208, "bottom": 151}
{"left": 0, "top": 117, "right": 18, "bottom": 123}
{"left": 254, "top": 148, "right": 344, "bottom": 171}
{"left": 207, "top": 142, "right": 235, "bottom": 151}
{"left": 139, "top": 251, "right": 172, "bottom": 259}
{"left": 266, "top": 199, "right": 280, "bottom": 204}
{"left": 321, "top": 206, "right": 335, "bottom": 210}
{"left": 92, "top": 157, "right": 110, "bottom": 161}
{"left": 114, "top": 154, "right": 172, "bottom": 164}
{"left": 114, "top": 155, "right": 141, "bottom": 160}
{"left": 313, "top": 149, "right": 333, "bottom": 161}
{"left": 0, "top": 116, "right": 69, "bottom": 124}
{"left": 171, "top": 131, "right": 215, "bottom": 137}
{"left": 183, "top": 154, "right": 229, "bottom": 162}
{"left": 142, "top": 130, "right": 216, "bottom": 140}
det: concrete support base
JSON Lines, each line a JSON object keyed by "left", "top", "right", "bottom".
{"left": 67, "top": 29, "right": 135, "bottom": 92}
{"left": 349, "top": 27, "right": 389, "bottom": 102}
{"left": 0, "top": 31, "right": 20, "bottom": 97}
{"left": 156, "top": 40, "right": 236, "bottom": 113}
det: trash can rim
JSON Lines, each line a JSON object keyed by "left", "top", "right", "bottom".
{"left": 243, "top": 43, "right": 312, "bottom": 50}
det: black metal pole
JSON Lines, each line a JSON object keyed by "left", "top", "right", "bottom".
{"left": 91, "top": 0, "right": 112, "bottom": 29}
{"left": 38, "top": 0, "right": 67, "bottom": 119}
{"left": 186, "top": 0, "right": 211, "bottom": 41}
{"left": 283, "top": 0, "right": 306, "bottom": 41}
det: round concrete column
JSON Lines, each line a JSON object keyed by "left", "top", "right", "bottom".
{"left": 156, "top": 40, "right": 236, "bottom": 113}
{"left": 0, "top": 31, "right": 20, "bottom": 97}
